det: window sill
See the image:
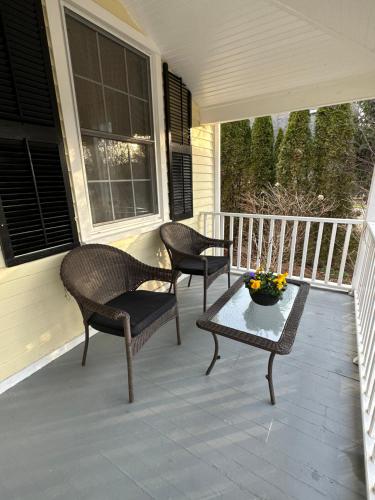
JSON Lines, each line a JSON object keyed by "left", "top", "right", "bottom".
{"left": 82, "top": 213, "right": 169, "bottom": 244}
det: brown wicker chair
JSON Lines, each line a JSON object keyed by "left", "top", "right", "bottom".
{"left": 160, "top": 222, "right": 233, "bottom": 311}
{"left": 60, "top": 244, "right": 180, "bottom": 403}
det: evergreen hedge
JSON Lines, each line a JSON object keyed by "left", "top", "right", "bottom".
{"left": 250, "top": 116, "right": 275, "bottom": 187}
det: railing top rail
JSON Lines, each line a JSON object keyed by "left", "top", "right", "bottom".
{"left": 201, "top": 211, "right": 364, "bottom": 225}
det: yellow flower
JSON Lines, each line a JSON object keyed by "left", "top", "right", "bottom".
{"left": 250, "top": 279, "right": 261, "bottom": 290}
{"left": 276, "top": 282, "right": 284, "bottom": 290}
{"left": 274, "top": 272, "right": 287, "bottom": 285}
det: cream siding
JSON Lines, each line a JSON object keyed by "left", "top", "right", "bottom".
{"left": 0, "top": 122, "right": 216, "bottom": 383}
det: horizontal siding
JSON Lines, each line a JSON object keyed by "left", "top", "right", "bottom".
{"left": 0, "top": 120, "right": 216, "bottom": 383}
{"left": 0, "top": 253, "right": 82, "bottom": 381}
{"left": 184, "top": 123, "right": 215, "bottom": 236}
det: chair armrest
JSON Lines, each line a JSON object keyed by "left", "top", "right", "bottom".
{"left": 170, "top": 248, "right": 208, "bottom": 268}
{"left": 204, "top": 237, "right": 233, "bottom": 250}
{"left": 80, "top": 295, "right": 130, "bottom": 322}
{"left": 135, "top": 262, "right": 176, "bottom": 284}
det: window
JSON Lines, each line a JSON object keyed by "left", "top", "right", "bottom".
{"left": 65, "top": 13, "right": 158, "bottom": 225}
{"left": 0, "top": 0, "right": 77, "bottom": 266}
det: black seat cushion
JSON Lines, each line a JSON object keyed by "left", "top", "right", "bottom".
{"left": 177, "top": 255, "right": 228, "bottom": 276}
{"left": 89, "top": 290, "right": 176, "bottom": 337}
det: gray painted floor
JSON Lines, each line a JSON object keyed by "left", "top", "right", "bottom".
{"left": 0, "top": 275, "right": 365, "bottom": 500}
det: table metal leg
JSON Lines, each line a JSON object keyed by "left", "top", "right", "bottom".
{"left": 265, "top": 352, "right": 276, "bottom": 405}
{"left": 206, "top": 333, "right": 220, "bottom": 375}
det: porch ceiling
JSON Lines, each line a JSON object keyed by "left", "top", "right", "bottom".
{"left": 123, "top": 0, "right": 375, "bottom": 123}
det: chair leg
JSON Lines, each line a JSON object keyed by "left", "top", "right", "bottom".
{"left": 82, "top": 322, "right": 89, "bottom": 366}
{"left": 203, "top": 276, "right": 207, "bottom": 312}
{"left": 228, "top": 270, "right": 231, "bottom": 289}
{"left": 168, "top": 282, "right": 173, "bottom": 293}
{"left": 188, "top": 275, "right": 193, "bottom": 287}
{"left": 176, "top": 310, "right": 181, "bottom": 345}
{"left": 124, "top": 326, "right": 134, "bottom": 403}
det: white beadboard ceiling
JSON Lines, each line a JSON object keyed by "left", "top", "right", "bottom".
{"left": 123, "top": 0, "right": 375, "bottom": 123}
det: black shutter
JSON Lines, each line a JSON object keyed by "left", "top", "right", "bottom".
{"left": 163, "top": 63, "right": 193, "bottom": 221}
{"left": 0, "top": 0, "right": 77, "bottom": 266}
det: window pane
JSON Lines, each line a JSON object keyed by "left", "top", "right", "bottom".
{"left": 106, "top": 140, "right": 131, "bottom": 180}
{"left": 88, "top": 183, "right": 113, "bottom": 223}
{"left": 99, "top": 35, "right": 127, "bottom": 91}
{"left": 66, "top": 17, "right": 100, "bottom": 81}
{"left": 82, "top": 136, "right": 108, "bottom": 180}
{"left": 130, "top": 97, "right": 151, "bottom": 139}
{"left": 105, "top": 89, "right": 131, "bottom": 136}
{"left": 111, "top": 182, "right": 135, "bottom": 219}
{"left": 129, "top": 143, "right": 152, "bottom": 179}
{"left": 75, "top": 77, "right": 106, "bottom": 131}
{"left": 134, "top": 181, "right": 154, "bottom": 215}
{"left": 126, "top": 50, "right": 149, "bottom": 99}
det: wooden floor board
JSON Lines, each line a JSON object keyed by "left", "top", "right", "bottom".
{"left": 0, "top": 275, "right": 365, "bottom": 499}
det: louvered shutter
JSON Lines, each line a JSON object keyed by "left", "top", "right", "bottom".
{"left": 163, "top": 63, "right": 193, "bottom": 221}
{"left": 0, "top": 0, "right": 77, "bottom": 266}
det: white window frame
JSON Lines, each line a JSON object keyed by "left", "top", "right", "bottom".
{"left": 44, "top": 0, "right": 170, "bottom": 244}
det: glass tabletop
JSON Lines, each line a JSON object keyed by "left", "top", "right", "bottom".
{"left": 211, "top": 283, "right": 300, "bottom": 342}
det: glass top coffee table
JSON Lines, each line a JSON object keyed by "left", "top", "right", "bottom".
{"left": 196, "top": 276, "right": 310, "bottom": 404}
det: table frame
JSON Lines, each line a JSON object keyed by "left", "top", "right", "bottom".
{"left": 196, "top": 276, "right": 310, "bottom": 404}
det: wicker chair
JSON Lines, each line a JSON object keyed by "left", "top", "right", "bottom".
{"left": 160, "top": 222, "right": 233, "bottom": 311}
{"left": 60, "top": 244, "right": 180, "bottom": 403}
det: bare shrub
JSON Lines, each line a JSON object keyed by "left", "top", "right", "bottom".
{"left": 236, "top": 185, "right": 359, "bottom": 282}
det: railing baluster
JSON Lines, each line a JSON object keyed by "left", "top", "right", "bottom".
{"left": 220, "top": 215, "right": 225, "bottom": 256}
{"left": 361, "top": 256, "right": 375, "bottom": 345}
{"left": 300, "top": 221, "right": 310, "bottom": 279}
{"left": 237, "top": 216, "right": 243, "bottom": 269}
{"left": 229, "top": 216, "right": 234, "bottom": 268}
{"left": 364, "top": 313, "right": 375, "bottom": 366}
{"left": 312, "top": 222, "right": 324, "bottom": 282}
{"left": 324, "top": 223, "right": 337, "bottom": 284}
{"left": 247, "top": 218, "right": 253, "bottom": 270}
{"left": 266, "top": 219, "right": 275, "bottom": 271}
{"left": 358, "top": 228, "right": 370, "bottom": 298}
{"left": 365, "top": 343, "right": 375, "bottom": 391}
{"left": 338, "top": 224, "right": 352, "bottom": 286}
{"left": 363, "top": 295, "right": 375, "bottom": 350}
{"left": 368, "top": 407, "right": 375, "bottom": 437}
{"left": 256, "top": 218, "right": 264, "bottom": 268}
{"left": 212, "top": 213, "right": 217, "bottom": 256}
{"left": 203, "top": 213, "right": 208, "bottom": 237}
{"left": 367, "top": 381, "right": 375, "bottom": 416}
{"left": 288, "top": 220, "right": 298, "bottom": 277}
{"left": 277, "top": 219, "right": 286, "bottom": 274}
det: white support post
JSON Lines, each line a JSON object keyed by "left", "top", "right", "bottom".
{"left": 213, "top": 123, "right": 221, "bottom": 256}
{"left": 214, "top": 123, "right": 221, "bottom": 214}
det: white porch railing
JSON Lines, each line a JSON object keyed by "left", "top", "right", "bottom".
{"left": 354, "top": 222, "right": 375, "bottom": 499}
{"left": 201, "top": 211, "right": 364, "bottom": 291}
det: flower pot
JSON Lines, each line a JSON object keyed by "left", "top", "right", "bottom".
{"left": 249, "top": 290, "right": 280, "bottom": 306}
